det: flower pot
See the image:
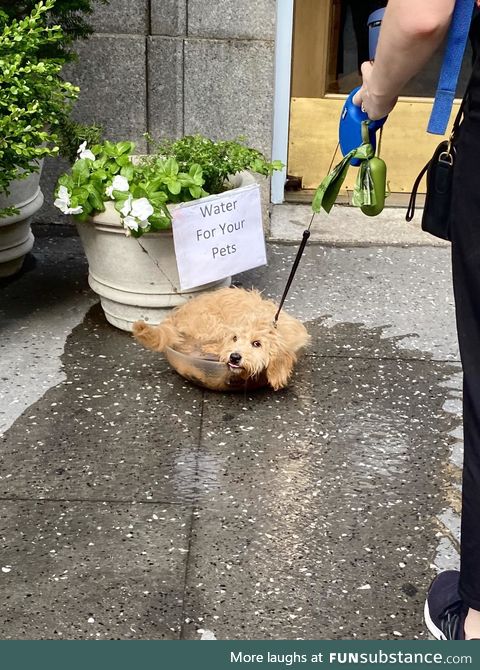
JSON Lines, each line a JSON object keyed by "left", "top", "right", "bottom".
{"left": 77, "top": 202, "right": 232, "bottom": 332}
{"left": 0, "top": 169, "right": 44, "bottom": 278}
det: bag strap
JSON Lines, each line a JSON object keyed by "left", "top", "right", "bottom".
{"left": 406, "top": 81, "right": 471, "bottom": 222}
{"left": 428, "top": 0, "right": 475, "bottom": 135}
{"left": 406, "top": 159, "right": 431, "bottom": 222}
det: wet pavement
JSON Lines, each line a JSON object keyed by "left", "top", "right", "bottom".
{"left": 0, "top": 224, "right": 462, "bottom": 639}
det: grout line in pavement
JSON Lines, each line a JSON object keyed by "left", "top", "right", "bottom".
{"left": 304, "top": 353, "right": 461, "bottom": 364}
{"left": 179, "top": 389, "right": 206, "bottom": 640}
{"left": 0, "top": 496, "right": 191, "bottom": 506}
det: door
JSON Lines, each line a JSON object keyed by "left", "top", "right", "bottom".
{"left": 288, "top": 0, "right": 471, "bottom": 203}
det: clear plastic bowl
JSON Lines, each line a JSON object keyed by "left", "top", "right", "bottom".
{"left": 164, "top": 347, "right": 268, "bottom": 392}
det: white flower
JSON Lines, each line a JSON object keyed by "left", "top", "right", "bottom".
{"left": 120, "top": 195, "right": 133, "bottom": 217}
{"left": 120, "top": 197, "right": 153, "bottom": 234}
{"left": 130, "top": 198, "right": 154, "bottom": 221}
{"left": 105, "top": 175, "right": 130, "bottom": 198}
{"left": 53, "top": 185, "right": 83, "bottom": 215}
{"left": 123, "top": 215, "right": 138, "bottom": 232}
{"left": 77, "top": 141, "right": 96, "bottom": 161}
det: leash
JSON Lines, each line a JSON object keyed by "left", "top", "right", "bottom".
{"left": 272, "top": 123, "right": 383, "bottom": 325}
{"left": 273, "top": 143, "right": 340, "bottom": 325}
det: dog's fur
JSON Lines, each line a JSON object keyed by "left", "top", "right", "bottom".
{"left": 132, "top": 287, "right": 310, "bottom": 390}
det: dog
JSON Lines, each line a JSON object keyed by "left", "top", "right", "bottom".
{"left": 132, "top": 287, "right": 310, "bottom": 390}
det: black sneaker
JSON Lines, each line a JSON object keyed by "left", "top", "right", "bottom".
{"left": 424, "top": 570, "right": 467, "bottom": 640}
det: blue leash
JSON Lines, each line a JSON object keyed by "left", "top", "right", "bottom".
{"left": 428, "top": 0, "right": 475, "bottom": 135}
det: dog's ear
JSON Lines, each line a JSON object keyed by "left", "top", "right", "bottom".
{"left": 275, "top": 317, "right": 311, "bottom": 353}
{"left": 266, "top": 349, "right": 296, "bottom": 391}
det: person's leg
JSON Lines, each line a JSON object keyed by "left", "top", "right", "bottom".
{"left": 450, "top": 117, "right": 480, "bottom": 636}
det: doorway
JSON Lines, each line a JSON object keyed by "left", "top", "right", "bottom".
{"left": 287, "top": 0, "right": 471, "bottom": 203}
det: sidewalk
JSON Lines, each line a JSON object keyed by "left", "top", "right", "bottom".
{"left": 0, "top": 207, "right": 462, "bottom": 639}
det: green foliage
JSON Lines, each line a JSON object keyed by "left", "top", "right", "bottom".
{"left": 54, "top": 136, "right": 284, "bottom": 237}
{"left": 55, "top": 115, "right": 103, "bottom": 164}
{"left": 0, "top": 0, "right": 79, "bottom": 216}
{"left": 151, "top": 135, "right": 284, "bottom": 195}
{"left": 0, "top": 0, "right": 109, "bottom": 61}
{"left": 56, "top": 140, "right": 202, "bottom": 236}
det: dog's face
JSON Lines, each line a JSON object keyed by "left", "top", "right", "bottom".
{"left": 217, "top": 316, "right": 309, "bottom": 391}
{"left": 218, "top": 324, "right": 271, "bottom": 380}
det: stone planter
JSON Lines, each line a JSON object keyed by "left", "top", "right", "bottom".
{"left": 0, "top": 169, "right": 44, "bottom": 278}
{"left": 77, "top": 172, "right": 258, "bottom": 332}
{"left": 77, "top": 207, "right": 230, "bottom": 331}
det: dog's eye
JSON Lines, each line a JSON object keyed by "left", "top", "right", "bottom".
{"left": 252, "top": 340, "right": 262, "bottom": 348}
{"left": 232, "top": 335, "right": 238, "bottom": 342}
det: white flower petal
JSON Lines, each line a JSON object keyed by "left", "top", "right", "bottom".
{"left": 57, "top": 185, "right": 70, "bottom": 201}
{"left": 54, "top": 186, "right": 74, "bottom": 213}
{"left": 79, "top": 149, "right": 96, "bottom": 161}
{"left": 53, "top": 198, "right": 69, "bottom": 213}
{"left": 105, "top": 185, "right": 114, "bottom": 198}
{"left": 120, "top": 195, "right": 133, "bottom": 217}
{"left": 123, "top": 215, "right": 138, "bottom": 231}
{"left": 138, "top": 219, "right": 150, "bottom": 229}
{"left": 67, "top": 205, "right": 83, "bottom": 215}
{"left": 77, "top": 141, "right": 87, "bottom": 154}
{"left": 111, "top": 175, "right": 129, "bottom": 192}
{"left": 130, "top": 198, "right": 153, "bottom": 221}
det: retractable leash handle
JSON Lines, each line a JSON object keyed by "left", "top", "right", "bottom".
{"left": 339, "top": 8, "right": 387, "bottom": 166}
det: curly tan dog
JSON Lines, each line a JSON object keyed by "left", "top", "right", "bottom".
{"left": 132, "top": 287, "right": 310, "bottom": 390}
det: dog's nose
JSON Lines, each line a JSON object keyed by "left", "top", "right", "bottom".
{"left": 229, "top": 352, "right": 242, "bottom": 365}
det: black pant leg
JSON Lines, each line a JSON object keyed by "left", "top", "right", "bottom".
{"left": 451, "top": 118, "right": 480, "bottom": 610}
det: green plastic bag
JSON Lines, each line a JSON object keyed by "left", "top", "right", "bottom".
{"left": 312, "top": 122, "right": 387, "bottom": 216}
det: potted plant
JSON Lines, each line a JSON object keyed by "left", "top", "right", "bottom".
{"left": 0, "top": 0, "right": 79, "bottom": 277}
{"left": 0, "top": 0, "right": 105, "bottom": 165}
{"left": 0, "top": 0, "right": 109, "bottom": 63}
{"left": 54, "top": 136, "right": 283, "bottom": 331}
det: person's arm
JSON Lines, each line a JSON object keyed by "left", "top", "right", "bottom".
{"left": 353, "top": 0, "right": 456, "bottom": 119}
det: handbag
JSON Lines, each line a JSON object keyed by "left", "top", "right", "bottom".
{"left": 406, "top": 95, "right": 468, "bottom": 241}
{"left": 405, "top": 0, "right": 474, "bottom": 240}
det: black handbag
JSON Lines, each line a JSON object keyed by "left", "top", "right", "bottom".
{"left": 406, "top": 92, "right": 468, "bottom": 241}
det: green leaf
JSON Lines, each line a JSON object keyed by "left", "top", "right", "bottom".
{"left": 120, "top": 164, "right": 134, "bottom": 181}
{"left": 189, "top": 185, "right": 203, "bottom": 199}
{"left": 113, "top": 191, "right": 130, "bottom": 206}
{"left": 72, "top": 158, "right": 90, "bottom": 183}
{"left": 167, "top": 179, "right": 181, "bottom": 195}
{"left": 164, "top": 157, "right": 179, "bottom": 177}
{"left": 116, "top": 141, "right": 134, "bottom": 155}
{"left": 116, "top": 154, "right": 131, "bottom": 167}
{"left": 88, "top": 191, "right": 105, "bottom": 211}
{"left": 189, "top": 164, "right": 203, "bottom": 184}
{"left": 72, "top": 186, "right": 90, "bottom": 202}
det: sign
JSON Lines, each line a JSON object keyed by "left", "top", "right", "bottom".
{"left": 171, "top": 183, "right": 267, "bottom": 290}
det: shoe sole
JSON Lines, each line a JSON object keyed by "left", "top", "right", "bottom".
{"left": 424, "top": 598, "right": 447, "bottom": 640}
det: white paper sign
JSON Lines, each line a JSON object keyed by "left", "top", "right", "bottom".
{"left": 171, "top": 183, "right": 267, "bottom": 290}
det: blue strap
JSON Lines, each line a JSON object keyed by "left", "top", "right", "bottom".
{"left": 428, "top": 0, "right": 475, "bottom": 135}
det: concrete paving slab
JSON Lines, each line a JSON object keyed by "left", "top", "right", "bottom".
{"left": 0, "top": 501, "right": 190, "bottom": 639}
{"left": 238, "top": 245, "right": 458, "bottom": 362}
{"left": 271, "top": 204, "right": 449, "bottom": 248}
{"left": 0, "top": 304, "right": 204, "bottom": 503}
{"left": 181, "top": 333, "right": 460, "bottom": 640}
{"left": 0, "top": 235, "right": 95, "bottom": 437}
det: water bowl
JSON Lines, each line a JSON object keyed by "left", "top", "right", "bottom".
{"left": 164, "top": 347, "right": 268, "bottom": 392}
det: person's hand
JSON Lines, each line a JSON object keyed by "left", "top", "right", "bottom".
{"left": 352, "top": 61, "right": 398, "bottom": 120}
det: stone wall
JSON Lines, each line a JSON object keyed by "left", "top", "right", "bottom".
{"left": 36, "top": 0, "right": 276, "bottom": 224}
